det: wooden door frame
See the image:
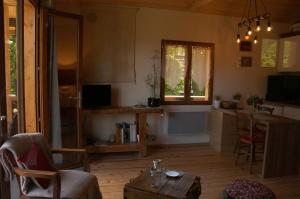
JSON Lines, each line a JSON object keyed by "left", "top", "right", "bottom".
{"left": 31, "top": 0, "right": 41, "bottom": 132}
{"left": 23, "top": 0, "right": 41, "bottom": 132}
{"left": 18, "top": 0, "right": 41, "bottom": 133}
{"left": 39, "top": 8, "right": 83, "bottom": 147}
{"left": 0, "top": 0, "right": 7, "bottom": 141}
{"left": 0, "top": 1, "right": 11, "bottom": 198}
{"left": 1, "top": 0, "right": 41, "bottom": 136}
{"left": 0, "top": 0, "right": 41, "bottom": 197}
{"left": 17, "top": 0, "right": 25, "bottom": 132}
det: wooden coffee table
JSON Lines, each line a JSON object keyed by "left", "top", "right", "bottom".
{"left": 124, "top": 169, "right": 201, "bottom": 199}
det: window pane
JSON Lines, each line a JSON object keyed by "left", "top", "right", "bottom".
{"left": 4, "top": 0, "right": 19, "bottom": 135}
{"left": 261, "top": 38, "right": 277, "bottom": 67}
{"left": 282, "top": 37, "right": 300, "bottom": 68}
{"left": 164, "top": 45, "right": 187, "bottom": 100}
{"left": 191, "top": 46, "right": 211, "bottom": 101}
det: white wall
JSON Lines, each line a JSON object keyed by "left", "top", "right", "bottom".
{"left": 86, "top": 7, "right": 290, "bottom": 106}
{"left": 53, "top": 3, "right": 291, "bottom": 144}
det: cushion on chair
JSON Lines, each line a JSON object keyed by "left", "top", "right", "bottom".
{"left": 25, "top": 170, "right": 102, "bottom": 199}
{"left": 240, "top": 134, "right": 265, "bottom": 143}
{"left": 18, "top": 142, "right": 56, "bottom": 189}
{"left": 224, "top": 179, "right": 276, "bottom": 199}
{"left": 240, "top": 126, "right": 265, "bottom": 134}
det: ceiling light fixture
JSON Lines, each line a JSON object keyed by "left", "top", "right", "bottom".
{"left": 236, "top": 0, "right": 271, "bottom": 44}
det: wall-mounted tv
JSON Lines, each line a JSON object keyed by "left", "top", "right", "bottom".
{"left": 82, "top": 84, "right": 111, "bottom": 109}
{"left": 266, "top": 75, "right": 300, "bottom": 105}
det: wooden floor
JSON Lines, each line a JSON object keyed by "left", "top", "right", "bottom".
{"left": 90, "top": 145, "right": 300, "bottom": 199}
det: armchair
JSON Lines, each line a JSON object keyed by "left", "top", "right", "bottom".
{"left": 0, "top": 133, "right": 101, "bottom": 199}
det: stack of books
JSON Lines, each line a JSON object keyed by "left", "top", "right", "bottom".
{"left": 116, "top": 122, "right": 138, "bottom": 144}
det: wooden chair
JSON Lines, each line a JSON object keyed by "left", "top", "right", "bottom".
{"left": 0, "top": 133, "right": 101, "bottom": 199}
{"left": 233, "top": 105, "right": 273, "bottom": 154}
{"left": 255, "top": 104, "right": 274, "bottom": 132}
{"left": 235, "top": 112, "right": 265, "bottom": 174}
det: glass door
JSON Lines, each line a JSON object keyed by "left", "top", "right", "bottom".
{"left": 1, "top": 0, "right": 19, "bottom": 138}
{"left": 1, "top": 0, "right": 18, "bottom": 198}
{"left": 41, "top": 9, "right": 83, "bottom": 165}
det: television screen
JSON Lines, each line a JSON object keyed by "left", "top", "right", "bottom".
{"left": 82, "top": 84, "right": 111, "bottom": 109}
{"left": 266, "top": 75, "right": 300, "bottom": 105}
{"left": 266, "top": 76, "right": 285, "bottom": 101}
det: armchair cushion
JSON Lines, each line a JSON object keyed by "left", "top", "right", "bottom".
{"left": 18, "top": 142, "right": 56, "bottom": 189}
{"left": 0, "top": 133, "right": 55, "bottom": 194}
{"left": 25, "top": 170, "right": 102, "bottom": 199}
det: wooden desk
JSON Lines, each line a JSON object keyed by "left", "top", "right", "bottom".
{"left": 209, "top": 109, "right": 300, "bottom": 178}
{"left": 83, "top": 107, "right": 163, "bottom": 156}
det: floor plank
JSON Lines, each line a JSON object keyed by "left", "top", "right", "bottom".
{"left": 90, "top": 145, "right": 300, "bottom": 199}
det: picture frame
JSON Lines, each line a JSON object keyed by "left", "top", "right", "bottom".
{"left": 240, "top": 41, "right": 252, "bottom": 51}
{"left": 240, "top": 56, "right": 252, "bottom": 67}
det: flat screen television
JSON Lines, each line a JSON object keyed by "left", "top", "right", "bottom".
{"left": 82, "top": 84, "right": 111, "bottom": 109}
{"left": 266, "top": 75, "right": 300, "bottom": 105}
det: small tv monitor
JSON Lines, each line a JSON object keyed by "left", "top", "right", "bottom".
{"left": 82, "top": 84, "right": 111, "bottom": 109}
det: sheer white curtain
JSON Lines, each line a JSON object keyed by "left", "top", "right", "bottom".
{"left": 48, "top": 16, "right": 62, "bottom": 163}
{"left": 191, "top": 46, "right": 211, "bottom": 99}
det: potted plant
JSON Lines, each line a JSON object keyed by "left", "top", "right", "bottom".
{"left": 213, "top": 96, "right": 221, "bottom": 109}
{"left": 145, "top": 51, "right": 160, "bottom": 107}
{"left": 246, "top": 95, "right": 263, "bottom": 111}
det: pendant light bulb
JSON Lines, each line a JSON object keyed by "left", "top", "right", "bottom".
{"left": 267, "top": 21, "right": 272, "bottom": 32}
{"left": 247, "top": 26, "right": 252, "bottom": 35}
{"left": 237, "top": 34, "right": 241, "bottom": 43}
{"left": 254, "top": 36, "right": 258, "bottom": 44}
{"left": 256, "top": 21, "right": 261, "bottom": 32}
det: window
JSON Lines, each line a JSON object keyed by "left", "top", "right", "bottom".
{"left": 160, "top": 40, "right": 214, "bottom": 105}
{"left": 260, "top": 38, "right": 278, "bottom": 68}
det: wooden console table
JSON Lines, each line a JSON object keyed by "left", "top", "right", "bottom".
{"left": 83, "top": 107, "right": 163, "bottom": 156}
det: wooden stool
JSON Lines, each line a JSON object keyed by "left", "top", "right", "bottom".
{"left": 234, "top": 112, "right": 265, "bottom": 174}
{"left": 223, "top": 179, "right": 276, "bottom": 199}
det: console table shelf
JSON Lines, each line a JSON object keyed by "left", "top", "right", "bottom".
{"left": 82, "top": 107, "right": 164, "bottom": 156}
{"left": 83, "top": 106, "right": 164, "bottom": 114}
{"left": 86, "top": 143, "right": 140, "bottom": 153}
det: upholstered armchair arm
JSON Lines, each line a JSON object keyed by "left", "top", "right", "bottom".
{"left": 51, "top": 148, "right": 87, "bottom": 153}
{"left": 14, "top": 168, "right": 61, "bottom": 199}
{"left": 51, "top": 148, "right": 90, "bottom": 172}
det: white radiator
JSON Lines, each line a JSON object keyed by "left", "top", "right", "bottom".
{"left": 167, "top": 112, "right": 207, "bottom": 135}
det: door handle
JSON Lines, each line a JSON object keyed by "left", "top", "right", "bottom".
{"left": 78, "top": 91, "right": 81, "bottom": 109}
{"left": 0, "top": 116, "right": 6, "bottom": 121}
